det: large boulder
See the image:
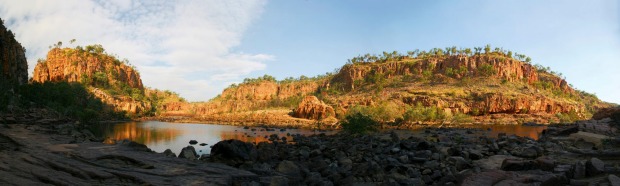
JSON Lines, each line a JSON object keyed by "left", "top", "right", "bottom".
{"left": 586, "top": 157, "right": 605, "bottom": 176}
{"left": 210, "top": 139, "right": 257, "bottom": 166}
{"left": 178, "top": 146, "right": 198, "bottom": 160}
{"left": 292, "top": 96, "right": 335, "bottom": 120}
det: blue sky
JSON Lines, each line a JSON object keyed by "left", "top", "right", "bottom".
{"left": 1, "top": 0, "right": 619, "bottom": 103}
{"left": 240, "top": 0, "right": 620, "bottom": 104}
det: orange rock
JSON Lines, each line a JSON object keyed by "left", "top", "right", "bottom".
{"left": 292, "top": 96, "right": 335, "bottom": 120}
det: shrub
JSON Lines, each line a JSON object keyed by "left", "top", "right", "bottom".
{"left": 445, "top": 67, "right": 455, "bottom": 78}
{"left": 451, "top": 113, "right": 474, "bottom": 123}
{"left": 403, "top": 103, "right": 446, "bottom": 122}
{"left": 478, "top": 64, "right": 496, "bottom": 77}
{"left": 340, "top": 112, "right": 379, "bottom": 134}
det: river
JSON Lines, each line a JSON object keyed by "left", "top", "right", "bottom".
{"left": 90, "top": 121, "right": 547, "bottom": 156}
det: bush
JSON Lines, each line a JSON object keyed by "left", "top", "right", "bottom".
{"left": 478, "top": 64, "right": 496, "bottom": 77}
{"left": 340, "top": 112, "right": 379, "bottom": 134}
{"left": 403, "top": 103, "right": 446, "bottom": 122}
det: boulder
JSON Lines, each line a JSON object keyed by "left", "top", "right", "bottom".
{"left": 292, "top": 96, "right": 335, "bottom": 120}
{"left": 501, "top": 159, "right": 538, "bottom": 171}
{"left": 210, "top": 139, "right": 257, "bottom": 166}
{"left": 586, "top": 157, "right": 605, "bottom": 176}
{"left": 189, "top": 140, "right": 198, "bottom": 145}
{"left": 276, "top": 160, "right": 301, "bottom": 178}
{"left": 474, "top": 155, "right": 513, "bottom": 170}
{"left": 573, "top": 160, "right": 586, "bottom": 179}
{"left": 535, "top": 156, "right": 555, "bottom": 171}
{"left": 609, "top": 174, "right": 620, "bottom": 186}
{"left": 569, "top": 131, "right": 611, "bottom": 148}
{"left": 448, "top": 156, "right": 471, "bottom": 171}
{"left": 163, "top": 149, "right": 176, "bottom": 157}
{"left": 178, "top": 146, "right": 198, "bottom": 160}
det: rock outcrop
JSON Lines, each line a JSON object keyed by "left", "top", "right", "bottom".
{"left": 32, "top": 46, "right": 148, "bottom": 115}
{"left": 33, "top": 47, "right": 143, "bottom": 90}
{"left": 292, "top": 96, "right": 335, "bottom": 120}
{"left": 332, "top": 55, "right": 568, "bottom": 92}
{"left": 0, "top": 19, "right": 28, "bottom": 86}
{"left": 193, "top": 81, "right": 325, "bottom": 115}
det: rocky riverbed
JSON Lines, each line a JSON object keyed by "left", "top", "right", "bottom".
{"left": 1, "top": 109, "right": 620, "bottom": 185}
{"left": 198, "top": 122, "right": 620, "bottom": 185}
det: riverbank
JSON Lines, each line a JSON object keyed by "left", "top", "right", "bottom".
{"left": 1, "top": 107, "right": 619, "bottom": 185}
{"left": 201, "top": 120, "right": 620, "bottom": 185}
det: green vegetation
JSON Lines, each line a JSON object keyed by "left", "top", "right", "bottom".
{"left": 477, "top": 64, "right": 496, "bottom": 77}
{"left": 340, "top": 112, "right": 380, "bottom": 134}
{"left": 555, "top": 110, "right": 581, "bottom": 123}
{"left": 267, "top": 95, "right": 304, "bottom": 109}
{"left": 18, "top": 82, "right": 126, "bottom": 123}
{"left": 403, "top": 103, "right": 446, "bottom": 122}
{"left": 39, "top": 43, "right": 146, "bottom": 102}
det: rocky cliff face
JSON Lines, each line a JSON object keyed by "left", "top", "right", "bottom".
{"left": 0, "top": 19, "right": 28, "bottom": 86}
{"left": 157, "top": 50, "right": 608, "bottom": 125}
{"left": 90, "top": 88, "right": 150, "bottom": 115}
{"left": 220, "top": 81, "right": 324, "bottom": 101}
{"left": 292, "top": 96, "right": 335, "bottom": 120}
{"left": 333, "top": 55, "right": 570, "bottom": 92}
{"left": 191, "top": 81, "right": 326, "bottom": 115}
{"left": 32, "top": 48, "right": 143, "bottom": 90}
{"left": 32, "top": 46, "right": 148, "bottom": 115}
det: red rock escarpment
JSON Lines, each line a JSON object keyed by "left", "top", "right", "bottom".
{"left": 32, "top": 48, "right": 143, "bottom": 90}
{"left": 332, "top": 55, "right": 571, "bottom": 93}
{"left": 0, "top": 19, "right": 28, "bottom": 86}
{"left": 31, "top": 47, "right": 147, "bottom": 115}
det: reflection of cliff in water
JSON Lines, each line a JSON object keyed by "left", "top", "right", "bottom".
{"left": 219, "top": 132, "right": 271, "bottom": 144}
{"left": 109, "top": 122, "right": 181, "bottom": 144}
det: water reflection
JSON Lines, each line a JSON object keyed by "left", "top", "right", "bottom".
{"left": 91, "top": 121, "right": 547, "bottom": 156}
{"left": 92, "top": 121, "right": 332, "bottom": 155}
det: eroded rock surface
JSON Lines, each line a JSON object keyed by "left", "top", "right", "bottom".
{"left": 0, "top": 123, "right": 256, "bottom": 185}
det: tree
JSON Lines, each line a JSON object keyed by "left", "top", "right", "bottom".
{"left": 474, "top": 47, "right": 482, "bottom": 55}
{"left": 525, "top": 57, "right": 531, "bottom": 63}
{"left": 464, "top": 48, "right": 472, "bottom": 56}
{"left": 484, "top": 44, "right": 491, "bottom": 54}
{"left": 478, "top": 64, "right": 496, "bottom": 77}
{"left": 69, "top": 39, "right": 76, "bottom": 44}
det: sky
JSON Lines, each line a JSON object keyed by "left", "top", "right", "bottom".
{"left": 0, "top": 0, "right": 618, "bottom": 104}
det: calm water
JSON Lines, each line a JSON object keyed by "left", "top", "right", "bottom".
{"left": 91, "top": 121, "right": 547, "bottom": 156}
{"left": 90, "top": 121, "right": 334, "bottom": 155}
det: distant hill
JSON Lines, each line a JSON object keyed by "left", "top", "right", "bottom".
{"left": 187, "top": 45, "right": 611, "bottom": 126}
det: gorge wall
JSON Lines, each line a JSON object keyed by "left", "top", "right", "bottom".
{"left": 190, "top": 53, "right": 607, "bottom": 124}
{"left": 0, "top": 19, "right": 28, "bottom": 87}
{"left": 32, "top": 46, "right": 149, "bottom": 115}
{"left": 333, "top": 55, "right": 571, "bottom": 93}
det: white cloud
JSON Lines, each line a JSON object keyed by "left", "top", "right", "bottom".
{"left": 0, "top": 0, "right": 270, "bottom": 101}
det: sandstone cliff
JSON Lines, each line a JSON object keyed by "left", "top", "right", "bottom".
{"left": 194, "top": 49, "right": 609, "bottom": 125}
{"left": 33, "top": 47, "right": 143, "bottom": 90}
{"left": 32, "top": 45, "right": 149, "bottom": 116}
{"left": 0, "top": 19, "right": 28, "bottom": 87}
